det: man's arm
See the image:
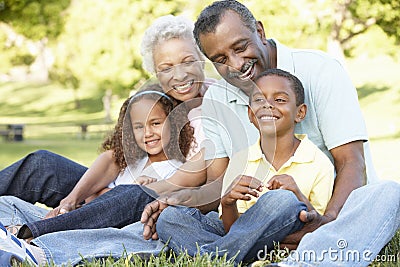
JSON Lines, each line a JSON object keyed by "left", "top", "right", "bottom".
{"left": 323, "top": 140, "right": 366, "bottom": 220}
{"left": 280, "top": 140, "right": 366, "bottom": 249}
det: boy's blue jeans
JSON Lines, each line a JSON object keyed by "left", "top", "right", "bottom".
{"left": 157, "top": 189, "right": 307, "bottom": 264}
{"left": 0, "top": 150, "right": 87, "bottom": 208}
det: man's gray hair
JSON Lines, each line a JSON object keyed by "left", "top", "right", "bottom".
{"left": 140, "top": 15, "right": 204, "bottom": 74}
{"left": 194, "top": 0, "right": 257, "bottom": 55}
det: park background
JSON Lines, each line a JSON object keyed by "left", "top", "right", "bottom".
{"left": 1, "top": 0, "right": 399, "bottom": 186}
{"left": 0, "top": 1, "right": 399, "bottom": 266}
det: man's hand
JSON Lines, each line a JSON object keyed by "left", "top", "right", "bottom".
{"left": 141, "top": 199, "right": 169, "bottom": 240}
{"left": 280, "top": 212, "right": 334, "bottom": 250}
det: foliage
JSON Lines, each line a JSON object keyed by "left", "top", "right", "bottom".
{"left": 0, "top": 0, "right": 70, "bottom": 40}
{"left": 52, "top": 0, "right": 187, "bottom": 98}
{"left": 297, "top": 0, "right": 400, "bottom": 57}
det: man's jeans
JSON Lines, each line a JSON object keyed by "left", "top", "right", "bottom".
{"left": 157, "top": 189, "right": 307, "bottom": 264}
{"left": 23, "top": 184, "right": 156, "bottom": 238}
{"left": 0, "top": 150, "right": 87, "bottom": 208}
{"left": 286, "top": 180, "right": 400, "bottom": 267}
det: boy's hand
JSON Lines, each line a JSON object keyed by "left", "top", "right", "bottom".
{"left": 221, "top": 175, "right": 263, "bottom": 207}
{"left": 266, "top": 174, "right": 301, "bottom": 195}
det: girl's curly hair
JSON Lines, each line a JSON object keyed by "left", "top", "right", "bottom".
{"left": 101, "top": 83, "right": 195, "bottom": 171}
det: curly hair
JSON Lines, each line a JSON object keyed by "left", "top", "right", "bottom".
{"left": 101, "top": 83, "right": 195, "bottom": 171}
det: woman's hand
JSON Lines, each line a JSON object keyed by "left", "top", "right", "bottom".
{"left": 44, "top": 200, "right": 80, "bottom": 219}
{"left": 135, "top": 176, "right": 157, "bottom": 185}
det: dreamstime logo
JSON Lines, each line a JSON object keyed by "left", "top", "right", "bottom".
{"left": 336, "top": 238, "right": 348, "bottom": 249}
{"left": 289, "top": 239, "right": 398, "bottom": 262}
{"left": 258, "top": 239, "right": 398, "bottom": 264}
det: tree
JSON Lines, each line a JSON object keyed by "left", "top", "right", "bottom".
{"left": 303, "top": 0, "right": 400, "bottom": 60}
{"left": 0, "top": 0, "right": 70, "bottom": 40}
{"left": 0, "top": 0, "right": 70, "bottom": 81}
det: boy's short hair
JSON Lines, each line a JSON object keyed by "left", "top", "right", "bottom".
{"left": 253, "top": 69, "right": 305, "bottom": 106}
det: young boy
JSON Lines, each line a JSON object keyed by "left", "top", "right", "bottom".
{"left": 156, "top": 68, "right": 335, "bottom": 264}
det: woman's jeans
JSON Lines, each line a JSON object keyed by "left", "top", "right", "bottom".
{"left": 0, "top": 150, "right": 87, "bottom": 208}
{"left": 24, "top": 185, "right": 156, "bottom": 238}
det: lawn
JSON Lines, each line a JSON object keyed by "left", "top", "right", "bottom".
{"left": 1, "top": 56, "right": 400, "bottom": 266}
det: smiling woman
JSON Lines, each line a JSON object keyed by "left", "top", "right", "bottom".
{"left": 140, "top": 15, "right": 208, "bottom": 103}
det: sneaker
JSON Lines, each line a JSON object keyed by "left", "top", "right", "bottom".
{"left": 0, "top": 222, "right": 38, "bottom": 266}
{"left": 0, "top": 250, "right": 24, "bottom": 266}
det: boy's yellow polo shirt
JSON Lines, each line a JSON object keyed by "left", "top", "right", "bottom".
{"left": 220, "top": 134, "right": 334, "bottom": 215}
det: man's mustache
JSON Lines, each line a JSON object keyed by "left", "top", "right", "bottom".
{"left": 227, "top": 59, "right": 258, "bottom": 79}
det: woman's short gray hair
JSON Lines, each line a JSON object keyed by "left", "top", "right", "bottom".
{"left": 140, "top": 15, "right": 204, "bottom": 74}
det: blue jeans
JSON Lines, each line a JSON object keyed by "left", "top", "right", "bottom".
{"left": 32, "top": 221, "right": 165, "bottom": 266}
{"left": 157, "top": 189, "right": 307, "bottom": 264}
{"left": 0, "top": 150, "right": 86, "bottom": 208}
{"left": 0, "top": 196, "right": 48, "bottom": 226}
{"left": 22, "top": 185, "right": 157, "bottom": 238}
{"left": 23, "top": 181, "right": 399, "bottom": 266}
{"left": 285, "top": 180, "right": 400, "bottom": 267}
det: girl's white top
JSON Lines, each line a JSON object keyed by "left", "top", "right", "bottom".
{"left": 108, "top": 157, "right": 183, "bottom": 188}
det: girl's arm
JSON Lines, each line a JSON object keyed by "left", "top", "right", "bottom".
{"left": 45, "top": 150, "right": 120, "bottom": 218}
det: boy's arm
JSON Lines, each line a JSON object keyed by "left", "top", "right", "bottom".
{"left": 221, "top": 175, "right": 263, "bottom": 232}
{"left": 45, "top": 150, "right": 120, "bottom": 218}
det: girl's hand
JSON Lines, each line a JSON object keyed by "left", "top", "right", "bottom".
{"left": 221, "top": 175, "right": 263, "bottom": 207}
{"left": 135, "top": 176, "right": 157, "bottom": 185}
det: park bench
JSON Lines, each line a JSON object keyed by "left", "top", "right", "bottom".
{"left": 0, "top": 124, "right": 24, "bottom": 141}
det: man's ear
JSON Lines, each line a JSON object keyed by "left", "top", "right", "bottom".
{"left": 295, "top": 104, "right": 307, "bottom": 123}
{"left": 256, "top": 21, "right": 268, "bottom": 45}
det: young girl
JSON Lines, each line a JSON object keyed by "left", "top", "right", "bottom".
{"left": 0, "top": 82, "right": 195, "bottom": 240}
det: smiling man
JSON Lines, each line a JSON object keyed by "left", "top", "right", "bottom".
{"left": 154, "top": 1, "right": 400, "bottom": 266}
